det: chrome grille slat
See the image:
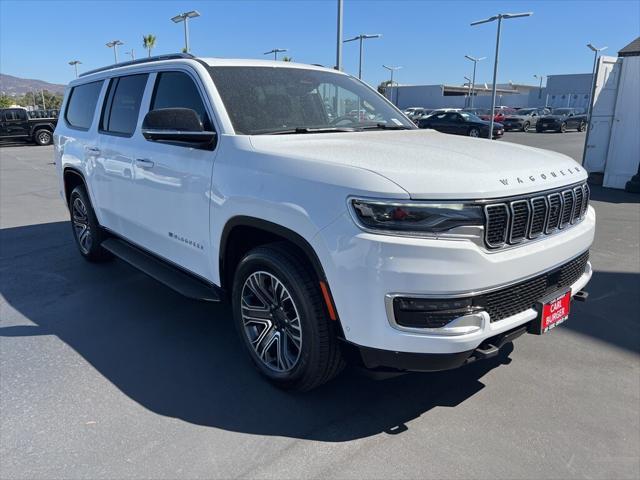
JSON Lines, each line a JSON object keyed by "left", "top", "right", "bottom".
{"left": 484, "top": 182, "right": 589, "bottom": 250}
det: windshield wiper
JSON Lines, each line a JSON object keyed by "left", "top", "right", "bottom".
{"left": 254, "top": 126, "right": 358, "bottom": 135}
{"left": 358, "top": 123, "right": 413, "bottom": 131}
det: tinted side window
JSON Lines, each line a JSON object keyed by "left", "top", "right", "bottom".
{"left": 151, "top": 71, "right": 211, "bottom": 129}
{"left": 65, "top": 81, "right": 103, "bottom": 130}
{"left": 101, "top": 74, "right": 148, "bottom": 135}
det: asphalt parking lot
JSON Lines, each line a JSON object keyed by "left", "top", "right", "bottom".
{"left": 1, "top": 137, "right": 639, "bottom": 479}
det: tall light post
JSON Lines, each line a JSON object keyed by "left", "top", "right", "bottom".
{"left": 171, "top": 10, "right": 200, "bottom": 53}
{"left": 471, "top": 12, "right": 532, "bottom": 138}
{"left": 382, "top": 65, "right": 402, "bottom": 105}
{"left": 125, "top": 49, "right": 135, "bottom": 61}
{"left": 533, "top": 74, "right": 545, "bottom": 102}
{"left": 336, "top": 0, "right": 343, "bottom": 70}
{"left": 464, "top": 55, "right": 485, "bottom": 108}
{"left": 68, "top": 60, "right": 81, "bottom": 78}
{"left": 344, "top": 33, "right": 382, "bottom": 80}
{"left": 464, "top": 76, "right": 472, "bottom": 107}
{"left": 263, "top": 48, "right": 288, "bottom": 60}
{"left": 106, "top": 40, "right": 124, "bottom": 63}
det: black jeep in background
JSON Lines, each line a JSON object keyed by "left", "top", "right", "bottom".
{"left": 0, "top": 107, "right": 57, "bottom": 145}
{"left": 536, "top": 108, "right": 588, "bottom": 133}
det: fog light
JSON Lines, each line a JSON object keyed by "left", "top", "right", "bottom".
{"left": 393, "top": 297, "right": 482, "bottom": 329}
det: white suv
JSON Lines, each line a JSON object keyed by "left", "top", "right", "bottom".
{"left": 54, "top": 54, "right": 595, "bottom": 391}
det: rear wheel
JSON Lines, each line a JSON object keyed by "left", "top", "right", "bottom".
{"left": 69, "top": 185, "right": 112, "bottom": 262}
{"left": 578, "top": 121, "right": 586, "bottom": 132}
{"left": 34, "top": 129, "right": 52, "bottom": 146}
{"left": 468, "top": 127, "right": 480, "bottom": 138}
{"left": 232, "top": 243, "right": 344, "bottom": 391}
{"left": 522, "top": 121, "right": 530, "bottom": 132}
{"left": 558, "top": 122, "right": 567, "bottom": 133}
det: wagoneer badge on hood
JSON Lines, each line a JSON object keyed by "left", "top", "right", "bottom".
{"left": 499, "top": 165, "right": 582, "bottom": 186}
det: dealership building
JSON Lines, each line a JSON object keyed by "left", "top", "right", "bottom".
{"left": 384, "top": 74, "right": 593, "bottom": 110}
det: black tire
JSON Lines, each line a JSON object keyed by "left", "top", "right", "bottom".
{"left": 578, "top": 121, "right": 586, "bottom": 132}
{"left": 536, "top": 126, "right": 543, "bottom": 133}
{"left": 468, "top": 127, "right": 480, "bottom": 138}
{"left": 68, "top": 185, "right": 112, "bottom": 262}
{"left": 232, "top": 242, "right": 344, "bottom": 391}
{"left": 33, "top": 129, "right": 52, "bottom": 146}
{"left": 558, "top": 122, "right": 567, "bottom": 133}
{"left": 522, "top": 122, "right": 530, "bottom": 132}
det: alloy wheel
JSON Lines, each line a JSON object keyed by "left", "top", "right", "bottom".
{"left": 240, "top": 271, "right": 302, "bottom": 372}
{"left": 72, "top": 197, "right": 92, "bottom": 254}
{"left": 38, "top": 131, "right": 51, "bottom": 144}
{"left": 469, "top": 128, "right": 480, "bottom": 137}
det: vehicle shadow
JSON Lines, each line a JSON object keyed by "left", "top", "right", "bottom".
{"left": 1, "top": 221, "right": 516, "bottom": 442}
{"left": 589, "top": 184, "right": 640, "bottom": 204}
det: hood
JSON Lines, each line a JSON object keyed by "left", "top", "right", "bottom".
{"left": 248, "top": 129, "right": 586, "bottom": 200}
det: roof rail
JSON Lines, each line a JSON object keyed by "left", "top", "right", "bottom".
{"left": 79, "top": 53, "right": 195, "bottom": 78}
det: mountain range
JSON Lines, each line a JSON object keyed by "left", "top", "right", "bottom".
{"left": 0, "top": 73, "right": 65, "bottom": 96}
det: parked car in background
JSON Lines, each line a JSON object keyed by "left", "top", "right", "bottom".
{"left": 480, "top": 107, "right": 517, "bottom": 124}
{"left": 0, "top": 107, "right": 57, "bottom": 145}
{"left": 461, "top": 108, "right": 491, "bottom": 117}
{"left": 418, "top": 110, "right": 503, "bottom": 138}
{"left": 501, "top": 107, "right": 550, "bottom": 132}
{"left": 536, "top": 108, "right": 587, "bottom": 133}
{"left": 403, "top": 107, "right": 428, "bottom": 119}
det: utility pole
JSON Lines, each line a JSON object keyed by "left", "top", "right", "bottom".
{"left": 263, "top": 48, "right": 288, "bottom": 60}
{"left": 68, "top": 60, "right": 81, "bottom": 78}
{"left": 471, "top": 12, "right": 532, "bottom": 138}
{"left": 464, "top": 55, "right": 485, "bottom": 108}
{"left": 336, "top": 0, "right": 343, "bottom": 70}
{"left": 534, "top": 74, "right": 545, "bottom": 101}
{"left": 464, "top": 76, "right": 472, "bottom": 108}
{"left": 382, "top": 65, "right": 402, "bottom": 105}
{"left": 106, "top": 40, "right": 124, "bottom": 63}
{"left": 344, "top": 34, "right": 382, "bottom": 80}
{"left": 171, "top": 10, "right": 200, "bottom": 53}
{"left": 125, "top": 49, "right": 135, "bottom": 61}
{"left": 41, "top": 90, "right": 46, "bottom": 110}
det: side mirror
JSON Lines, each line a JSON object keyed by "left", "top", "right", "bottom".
{"left": 142, "top": 108, "right": 216, "bottom": 148}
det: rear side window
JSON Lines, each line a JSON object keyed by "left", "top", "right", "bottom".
{"left": 151, "top": 71, "right": 212, "bottom": 130}
{"left": 100, "top": 74, "right": 148, "bottom": 136}
{"left": 65, "top": 81, "right": 103, "bottom": 130}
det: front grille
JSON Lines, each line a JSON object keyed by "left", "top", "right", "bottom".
{"left": 484, "top": 182, "right": 589, "bottom": 249}
{"left": 475, "top": 251, "right": 589, "bottom": 322}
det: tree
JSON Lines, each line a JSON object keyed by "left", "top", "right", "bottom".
{"left": 142, "top": 34, "right": 156, "bottom": 57}
{"left": 0, "top": 95, "right": 13, "bottom": 108}
{"left": 282, "top": 56, "right": 293, "bottom": 62}
{"left": 377, "top": 80, "right": 392, "bottom": 95}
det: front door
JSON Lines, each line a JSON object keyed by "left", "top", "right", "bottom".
{"left": 127, "top": 69, "right": 218, "bottom": 280}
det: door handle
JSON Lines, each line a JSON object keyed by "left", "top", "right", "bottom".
{"left": 135, "top": 158, "right": 154, "bottom": 169}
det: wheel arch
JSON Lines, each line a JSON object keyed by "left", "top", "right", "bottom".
{"left": 62, "top": 167, "right": 88, "bottom": 206}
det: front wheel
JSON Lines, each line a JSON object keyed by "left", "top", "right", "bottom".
{"left": 232, "top": 243, "right": 344, "bottom": 391}
{"left": 468, "top": 127, "right": 480, "bottom": 137}
{"left": 522, "top": 122, "right": 530, "bottom": 132}
{"left": 558, "top": 122, "right": 567, "bottom": 133}
{"left": 34, "top": 129, "right": 52, "bottom": 146}
{"left": 578, "top": 121, "right": 586, "bottom": 132}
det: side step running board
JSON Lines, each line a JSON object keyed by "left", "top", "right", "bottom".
{"left": 101, "top": 238, "right": 223, "bottom": 302}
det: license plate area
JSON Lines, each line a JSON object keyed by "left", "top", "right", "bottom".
{"left": 529, "top": 289, "right": 571, "bottom": 335}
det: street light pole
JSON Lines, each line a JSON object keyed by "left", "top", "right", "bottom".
{"left": 344, "top": 34, "right": 382, "bottom": 80}
{"left": 125, "top": 50, "right": 135, "bottom": 61}
{"left": 382, "top": 65, "right": 402, "bottom": 105}
{"left": 464, "top": 76, "right": 472, "bottom": 108}
{"left": 263, "top": 48, "right": 288, "bottom": 60}
{"left": 336, "top": 0, "right": 343, "bottom": 70}
{"left": 171, "top": 10, "right": 201, "bottom": 53}
{"left": 464, "top": 55, "right": 485, "bottom": 108}
{"left": 106, "top": 40, "right": 124, "bottom": 63}
{"left": 471, "top": 12, "right": 532, "bottom": 139}
{"left": 534, "top": 74, "right": 545, "bottom": 101}
{"left": 68, "top": 60, "right": 81, "bottom": 78}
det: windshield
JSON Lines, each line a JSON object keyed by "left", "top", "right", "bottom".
{"left": 553, "top": 108, "right": 572, "bottom": 115}
{"left": 208, "top": 66, "right": 415, "bottom": 134}
{"left": 517, "top": 108, "right": 536, "bottom": 115}
{"left": 459, "top": 112, "right": 483, "bottom": 122}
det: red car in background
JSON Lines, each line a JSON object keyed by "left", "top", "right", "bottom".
{"left": 480, "top": 107, "right": 517, "bottom": 123}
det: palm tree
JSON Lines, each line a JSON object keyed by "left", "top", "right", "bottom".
{"left": 142, "top": 34, "right": 156, "bottom": 58}
{"left": 282, "top": 56, "right": 293, "bottom": 62}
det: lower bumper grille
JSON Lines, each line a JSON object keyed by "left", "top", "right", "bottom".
{"left": 474, "top": 251, "right": 589, "bottom": 322}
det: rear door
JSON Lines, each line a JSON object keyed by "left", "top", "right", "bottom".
{"left": 92, "top": 73, "right": 149, "bottom": 235}
{"left": 125, "top": 69, "right": 218, "bottom": 280}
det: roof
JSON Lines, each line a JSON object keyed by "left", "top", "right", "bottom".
{"left": 619, "top": 36, "right": 640, "bottom": 57}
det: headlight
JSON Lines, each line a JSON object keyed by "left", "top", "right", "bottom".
{"left": 350, "top": 199, "right": 483, "bottom": 235}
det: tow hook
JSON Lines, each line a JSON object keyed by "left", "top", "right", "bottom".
{"left": 574, "top": 290, "right": 589, "bottom": 302}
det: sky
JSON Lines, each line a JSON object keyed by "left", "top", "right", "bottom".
{"left": 1, "top": 0, "right": 639, "bottom": 88}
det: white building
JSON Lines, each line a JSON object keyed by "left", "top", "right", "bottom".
{"left": 584, "top": 37, "right": 640, "bottom": 191}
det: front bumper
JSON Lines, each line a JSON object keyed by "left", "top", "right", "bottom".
{"left": 315, "top": 206, "right": 595, "bottom": 356}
